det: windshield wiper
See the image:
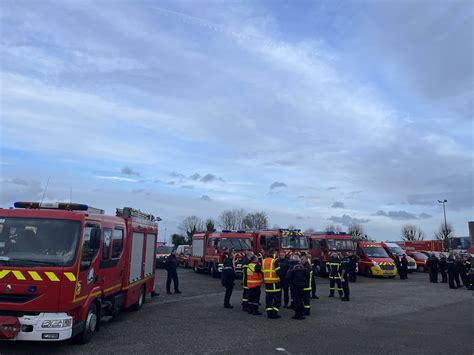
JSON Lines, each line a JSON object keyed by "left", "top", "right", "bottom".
{"left": 8, "top": 258, "right": 58, "bottom": 266}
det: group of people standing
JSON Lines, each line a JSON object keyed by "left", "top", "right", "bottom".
{"left": 221, "top": 249, "right": 355, "bottom": 320}
{"left": 426, "top": 252, "right": 472, "bottom": 290}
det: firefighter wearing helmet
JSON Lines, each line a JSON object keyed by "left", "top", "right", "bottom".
{"left": 262, "top": 249, "right": 282, "bottom": 319}
{"left": 328, "top": 252, "right": 343, "bottom": 298}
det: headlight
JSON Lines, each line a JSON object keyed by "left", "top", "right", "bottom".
{"left": 41, "top": 319, "right": 72, "bottom": 328}
{"left": 371, "top": 260, "right": 380, "bottom": 268}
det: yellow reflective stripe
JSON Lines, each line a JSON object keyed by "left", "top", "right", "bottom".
{"left": 63, "top": 272, "right": 76, "bottom": 282}
{"left": 12, "top": 270, "right": 26, "bottom": 280}
{"left": 28, "top": 271, "right": 43, "bottom": 281}
{"left": 0, "top": 270, "right": 11, "bottom": 279}
{"left": 265, "top": 288, "right": 281, "bottom": 292}
{"left": 265, "top": 307, "right": 273, "bottom": 311}
{"left": 45, "top": 272, "right": 60, "bottom": 282}
{"left": 304, "top": 305, "right": 311, "bottom": 308}
{"left": 265, "top": 277, "right": 280, "bottom": 281}
{"left": 304, "top": 287, "right": 311, "bottom": 291}
{"left": 247, "top": 280, "right": 262, "bottom": 283}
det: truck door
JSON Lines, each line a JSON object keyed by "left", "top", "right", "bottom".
{"left": 75, "top": 223, "right": 101, "bottom": 303}
{"left": 98, "top": 225, "right": 126, "bottom": 295}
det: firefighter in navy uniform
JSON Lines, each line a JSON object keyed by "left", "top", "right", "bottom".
{"left": 165, "top": 250, "right": 181, "bottom": 294}
{"left": 262, "top": 249, "right": 282, "bottom": 319}
{"left": 301, "top": 255, "right": 312, "bottom": 315}
{"left": 241, "top": 251, "right": 253, "bottom": 312}
{"left": 439, "top": 254, "right": 448, "bottom": 283}
{"left": 328, "top": 253, "right": 343, "bottom": 298}
{"left": 446, "top": 254, "right": 456, "bottom": 289}
{"left": 247, "top": 255, "right": 264, "bottom": 315}
{"left": 427, "top": 254, "right": 439, "bottom": 283}
{"left": 278, "top": 253, "right": 291, "bottom": 307}
{"left": 349, "top": 254, "right": 358, "bottom": 282}
{"left": 340, "top": 254, "right": 351, "bottom": 301}
{"left": 462, "top": 256, "right": 471, "bottom": 289}
{"left": 400, "top": 255, "right": 408, "bottom": 279}
{"left": 287, "top": 255, "right": 308, "bottom": 320}
{"left": 221, "top": 251, "right": 236, "bottom": 308}
{"left": 310, "top": 257, "right": 319, "bottom": 299}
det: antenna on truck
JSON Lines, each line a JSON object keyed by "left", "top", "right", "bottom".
{"left": 40, "top": 176, "right": 51, "bottom": 205}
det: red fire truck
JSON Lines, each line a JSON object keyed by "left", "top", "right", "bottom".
{"left": 356, "top": 241, "right": 397, "bottom": 278}
{"left": 0, "top": 202, "right": 160, "bottom": 343}
{"left": 403, "top": 240, "right": 444, "bottom": 252}
{"left": 190, "top": 231, "right": 253, "bottom": 277}
{"left": 252, "top": 229, "right": 308, "bottom": 257}
{"left": 306, "top": 232, "right": 356, "bottom": 276}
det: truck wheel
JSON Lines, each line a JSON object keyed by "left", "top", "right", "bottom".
{"left": 131, "top": 285, "right": 145, "bottom": 311}
{"left": 78, "top": 302, "right": 98, "bottom": 344}
{"left": 417, "top": 265, "right": 424, "bottom": 272}
{"left": 365, "top": 268, "right": 372, "bottom": 278}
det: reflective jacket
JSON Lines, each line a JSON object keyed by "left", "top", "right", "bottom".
{"left": 303, "top": 262, "right": 312, "bottom": 291}
{"left": 262, "top": 257, "right": 280, "bottom": 284}
{"left": 328, "top": 257, "right": 342, "bottom": 279}
{"left": 247, "top": 262, "right": 263, "bottom": 288}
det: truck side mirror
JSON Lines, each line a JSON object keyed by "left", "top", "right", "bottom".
{"left": 90, "top": 227, "right": 101, "bottom": 250}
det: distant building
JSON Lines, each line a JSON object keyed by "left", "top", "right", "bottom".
{"left": 469, "top": 221, "right": 474, "bottom": 246}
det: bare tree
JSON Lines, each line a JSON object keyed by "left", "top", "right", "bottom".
{"left": 205, "top": 219, "right": 216, "bottom": 232}
{"left": 401, "top": 224, "right": 425, "bottom": 241}
{"left": 178, "top": 216, "right": 204, "bottom": 242}
{"left": 434, "top": 223, "right": 454, "bottom": 251}
{"left": 243, "top": 212, "right": 269, "bottom": 230}
{"left": 325, "top": 224, "right": 341, "bottom": 233}
{"left": 219, "top": 209, "right": 246, "bottom": 230}
{"left": 348, "top": 224, "right": 366, "bottom": 240}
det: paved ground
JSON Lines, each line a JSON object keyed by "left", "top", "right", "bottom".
{"left": 1, "top": 269, "right": 472, "bottom": 355}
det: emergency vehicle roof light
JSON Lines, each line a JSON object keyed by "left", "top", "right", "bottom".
{"left": 13, "top": 201, "right": 104, "bottom": 213}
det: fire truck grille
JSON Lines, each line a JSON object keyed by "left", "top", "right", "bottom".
{"left": 380, "top": 264, "right": 395, "bottom": 271}
{"left": 0, "top": 310, "right": 40, "bottom": 317}
{"left": 0, "top": 294, "right": 38, "bottom": 303}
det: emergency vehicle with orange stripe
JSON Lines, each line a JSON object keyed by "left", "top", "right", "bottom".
{"left": 356, "top": 241, "right": 397, "bottom": 278}
{"left": 252, "top": 229, "right": 308, "bottom": 258}
{"left": 0, "top": 202, "right": 160, "bottom": 343}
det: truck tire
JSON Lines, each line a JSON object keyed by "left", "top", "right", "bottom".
{"left": 131, "top": 285, "right": 145, "bottom": 311}
{"left": 365, "top": 267, "right": 372, "bottom": 278}
{"left": 417, "top": 265, "right": 424, "bottom": 272}
{"left": 77, "top": 302, "right": 98, "bottom": 344}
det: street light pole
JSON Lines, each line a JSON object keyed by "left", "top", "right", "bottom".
{"left": 437, "top": 199, "right": 448, "bottom": 250}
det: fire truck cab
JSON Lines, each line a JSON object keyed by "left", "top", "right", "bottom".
{"left": 0, "top": 202, "right": 160, "bottom": 343}
{"left": 252, "top": 229, "right": 308, "bottom": 258}
{"left": 307, "top": 232, "right": 356, "bottom": 276}
{"left": 356, "top": 241, "right": 397, "bottom": 278}
{"left": 190, "top": 231, "right": 253, "bottom": 277}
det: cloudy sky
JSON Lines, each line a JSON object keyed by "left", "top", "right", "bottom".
{"left": 1, "top": 0, "right": 472, "bottom": 241}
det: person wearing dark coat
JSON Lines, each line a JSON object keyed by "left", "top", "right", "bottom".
{"left": 454, "top": 255, "right": 463, "bottom": 288}
{"left": 438, "top": 255, "right": 447, "bottom": 283}
{"left": 463, "top": 257, "right": 472, "bottom": 289}
{"left": 287, "top": 255, "right": 308, "bottom": 320}
{"left": 277, "top": 253, "right": 291, "bottom": 307}
{"left": 287, "top": 255, "right": 299, "bottom": 309}
{"left": 349, "top": 254, "right": 359, "bottom": 282}
{"left": 427, "top": 254, "right": 439, "bottom": 283}
{"left": 165, "top": 250, "right": 181, "bottom": 294}
{"left": 221, "top": 251, "right": 236, "bottom": 308}
{"left": 311, "top": 258, "right": 319, "bottom": 299}
{"left": 400, "top": 255, "right": 408, "bottom": 279}
{"left": 395, "top": 256, "right": 402, "bottom": 278}
{"left": 446, "top": 254, "right": 456, "bottom": 289}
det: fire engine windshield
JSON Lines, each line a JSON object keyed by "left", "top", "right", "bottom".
{"left": 387, "top": 246, "right": 405, "bottom": 256}
{"left": 157, "top": 246, "right": 173, "bottom": 254}
{"left": 222, "top": 238, "right": 252, "bottom": 251}
{"left": 281, "top": 236, "right": 308, "bottom": 249}
{"left": 0, "top": 217, "right": 81, "bottom": 267}
{"left": 364, "top": 246, "right": 389, "bottom": 258}
{"left": 327, "top": 239, "right": 354, "bottom": 251}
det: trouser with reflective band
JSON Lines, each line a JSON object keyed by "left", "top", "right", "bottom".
{"left": 248, "top": 287, "right": 261, "bottom": 314}
{"left": 242, "top": 287, "right": 249, "bottom": 310}
{"left": 311, "top": 274, "right": 317, "bottom": 297}
{"left": 342, "top": 278, "right": 350, "bottom": 299}
{"left": 281, "top": 281, "right": 290, "bottom": 306}
{"left": 302, "top": 290, "right": 311, "bottom": 315}
{"left": 329, "top": 278, "right": 343, "bottom": 296}
{"left": 265, "top": 282, "right": 281, "bottom": 317}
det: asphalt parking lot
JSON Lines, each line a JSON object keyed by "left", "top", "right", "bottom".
{"left": 1, "top": 268, "right": 472, "bottom": 355}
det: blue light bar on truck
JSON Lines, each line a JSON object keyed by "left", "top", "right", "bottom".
{"left": 13, "top": 202, "right": 104, "bottom": 214}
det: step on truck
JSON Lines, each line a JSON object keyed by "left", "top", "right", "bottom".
{"left": 306, "top": 232, "right": 356, "bottom": 276}
{"left": 190, "top": 230, "right": 253, "bottom": 277}
{"left": 0, "top": 202, "right": 160, "bottom": 343}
